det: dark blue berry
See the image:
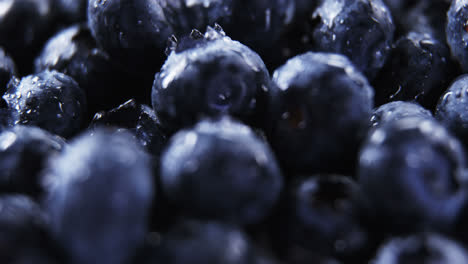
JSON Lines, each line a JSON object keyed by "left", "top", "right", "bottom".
{"left": 372, "top": 31, "right": 456, "bottom": 110}
{"left": 0, "top": 194, "right": 63, "bottom": 264}
{"left": 160, "top": 117, "right": 283, "bottom": 225}
{"left": 152, "top": 27, "right": 272, "bottom": 132}
{"left": 42, "top": 128, "right": 154, "bottom": 264}
{"left": 447, "top": 0, "right": 468, "bottom": 72}
{"left": 0, "top": 125, "right": 64, "bottom": 197}
{"left": 372, "top": 233, "right": 468, "bottom": 264}
{"left": 358, "top": 117, "right": 467, "bottom": 234}
{"left": 268, "top": 52, "right": 374, "bottom": 174}
{"left": 53, "top": 0, "right": 87, "bottom": 23}
{"left": 91, "top": 99, "right": 168, "bottom": 157}
{"left": 370, "top": 101, "right": 433, "bottom": 128}
{"left": 436, "top": 75, "right": 468, "bottom": 148}
{"left": 34, "top": 24, "right": 141, "bottom": 120}
{"left": 0, "top": 47, "right": 16, "bottom": 95}
{"left": 3, "top": 70, "right": 86, "bottom": 138}
{"left": 157, "top": 220, "right": 255, "bottom": 264}
{"left": 311, "top": 0, "right": 394, "bottom": 79}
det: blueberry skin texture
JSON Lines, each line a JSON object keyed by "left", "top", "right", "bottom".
{"left": 372, "top": 233, "right": 468, "bottom": 264}
{"left": 447, "top": 0, "right": 468, "bottom": 72}
{"left": 358, "top": 117, "right": 467, "bottom": 234}
{"left": 311, "top": 0, "right": 394, "bottom": 79}
{"left": 157, "top": 220, "right": 255, "bottom": 264}
{"left": 91, "top": 99, "right": 168, "bottom": 157}
{"left": 0, "top": 125, "right": 65, "bottom": 197}
{"left": 435, "top": 74, "right": 468, "bottom": 147}
{"left": 152, "top": 28, "right": 272, "bottom": 132}
{"left": 0, "top": 0, "right": 54, "bottom": 74}
{"left": 0, "top": 195, "right": 63, "bottom": 264}
{"left": 281, "top": 175, "right": 369, "bottom": 262}
{"left": 372, "top": 32, "right": 456, "bottom": 110}
{"left": 42, "top": 129, "right": 154, "bottom": 264}
{"left": 268, "top": 52, "right": 374, "bottom": 174}
{"left": 370, "top": 101, "right": 433, "bottom": 128}
{"left": 3, "top": 70, "right": 86, "bottom": 138}
{"left": 0, "top": 47, "right": 16, "bottom": 95}
{"left": 34, "top": 24, "right": 138, "bottom": 119}
{"left": 160, "top": 118, "right": 283, "bottom": 225}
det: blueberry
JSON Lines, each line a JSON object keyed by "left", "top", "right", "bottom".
{"left": 87, "top": 0, "right": 172, "bottom": 74}
{"left": 268, "top": 52, "right": 374, "bottom": 174}
{"left": 358, "top": 117, "right": 467, "bottom": 234}
{"left": 42, "top": 128, "right": 154, "bottom": 264}
{"left": 447, "top": 0, "right": 468, "bottom": 72}
{"left": 160, "top": 117, "right": 283, "bottom": 225}
{"left": 370, "top": 101, "right": 433, "bottom": 128}
{"left": 0, "top": 47, "right": 16, "bottom": 94}
{"left": 152, "top": 27, "right": 272, "bottom": 132}
{"left": 3, "top": 70, "right": 86, "bottom": 138}
{"left": 157, "top": 220, "right": 255, "bottom": 264}
{"left": 372, "top": 31, "right": 456, "bottom": 110}
{"left": 435, "top": 75, "right": 468, "bottom": 148}
{"left": 34, "top": 24, "right": 140, "bottom": 120}
{"left": 278, "top": 175, "right": 369, "bottom": 262}
{"left": 91, "top": 99, "right": 168, "bottom": 157}
{"left": 0, "top": 194, "right": 63, "bottom": 264}
{"left": 311, "top": 0, "right": 394, "bottom": 79}
{"left": 372, "top": 233, "right": 468, "bottom": 264}
{"left": 0, "top": 125, "right": 64, "bottom": 197}
{"left": 53, "top": 0, "right": 87, "bottom": 23}
{"left": 0, "top": 0, "right": 54, "bottom": 74}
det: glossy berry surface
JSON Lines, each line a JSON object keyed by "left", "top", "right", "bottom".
{"left": 370, "top": 101, "right": 433, "bottom": 128}
{"left": 160, "top": 117, "right": 283, "bottom": 225}
{"left": 0, "top": 47, "right": 16, "bottom": 95}
{"left": 311, "top": 0, "right": 394, "bottom": 79}
{"left": 91, "top": 99, "right": 168, "bottom": 157}
{"left": 373, "top": 31, "right": 455, "bottom": 110}
{"left": 34, "top": 24, "right": 137, "bottom": 118}
{"left": 0, "top": 125, "right": 64, "bottom": 197}
{"left": 3, "top": 70, "right": 86, "bottom": 138}
{"left": 268, "top": 52, "right": 374, "bottom": 173}
{"left": 372, "top": 233, "right": 468, "bottom": 264}
{"left": 42, "top": 128, "right": 154, "bottom": 264}
{"left": 447, "top": 0, "right": 468, "bottom": 72}
{"left": 358, "top": 117, "right": 467, "bottom": 234}
{"left": 436, "top": 75, "right": 468, "bottom": 148}
{"left": 152, "top": 27, "right": 272, "bottom": 132}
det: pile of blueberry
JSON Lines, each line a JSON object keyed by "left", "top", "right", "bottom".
{"left": 6, "top": 0, "right": 468, "bottom": 263}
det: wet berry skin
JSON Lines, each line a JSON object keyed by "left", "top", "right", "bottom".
{"left": 34, "top": 24, "right": 141, "bottom": 119}
{"left": 90, "top": 99, "right": 168, "bottom": 158}
{"left": 370, "top": 101, "right": 433, "bottom": 128}
{"left": 372, "top": 32, "right": 456, "bottom": 110}
{"left": 268, "top": 52, "right": 374, "bottom": 174}
{"left": 358, "top": 117, "right": 467, "bottom": 234}
{"left": 447, "top": 0, "right": 468, "bottom": 72}
{"left": 0, "top": 125, "right": 65, "bottom": 197}
{"left": 311, "top": 0, "right": 394, "bottom": 79}
{"left": 0, "top": 0, "right": 54, "bottom": 74}
{"left": 3, "top": 70, "right": 86, "bottom": 138}
{"left": 42, "top": 128, "right": 154, "bottom": 264}
{"left": 152, "top": 27, "right": 272, "bottom": 133}
{"left": 372, "top": 233, "right": 468, "bottom": 264}
{"left": 0, "top": 47, "right": 17, "bottom": 95}
{"left": 160, "top": 117, "right": 283, "bottom": 225}
{"left": 156, "top": 220, "right": 255, "bottom": 264}
{"left": 0, "top": 194, "right": 64, "bottom": 264}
